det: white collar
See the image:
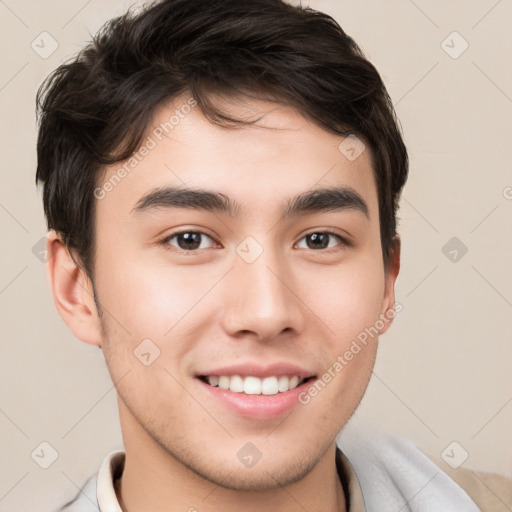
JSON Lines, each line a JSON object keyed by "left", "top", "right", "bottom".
{"left": 97, "top": 450, "right": 124, "bottom": 512}
{"left": 66, "top": 419, "right": 480, "bottom": 512}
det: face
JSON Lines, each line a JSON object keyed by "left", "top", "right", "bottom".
{"left": 91, "top": 94, "right": 398, "bottom": 490}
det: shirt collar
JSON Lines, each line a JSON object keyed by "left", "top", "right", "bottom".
{"left": 97, "top": 450, "right": 124, "bottom": 512}
{"left": 97, "top": 448, "right": 365, "bottom": 512}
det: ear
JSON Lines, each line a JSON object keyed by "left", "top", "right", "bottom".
{"left": 46, "top": 231, "right": 103, "bottom": 347}
{"left": 378, "top": 235, "right": 401, "bottom": 335}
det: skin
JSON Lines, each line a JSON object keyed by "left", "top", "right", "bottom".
{"left": 47, "top": 93, "right": 400, "bottom": 512}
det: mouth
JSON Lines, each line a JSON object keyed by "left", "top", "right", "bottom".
{"left": 194, "top": 362, "right": 317, "bottom": 419}
{"left": 195, "top": 371, "right": 317, "bottom": 420}
{"left": 198, "top": 374, "right": 316, "bottom": 395}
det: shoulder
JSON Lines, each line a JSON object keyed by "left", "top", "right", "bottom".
{"left": 337, "top": 419, "right": 511, "bottom": 512}
{"left": 425, "top": 454, "right": 512, "bottom": 512}
{"left": 56, "top": 450, "right": 124, "bottom": 512}
{"left": 57, "top": 474, "right": 99, "bottom": 511}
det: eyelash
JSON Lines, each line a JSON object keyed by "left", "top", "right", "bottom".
{"left": 159, "top": 229, "right": 350, "bottom": 254}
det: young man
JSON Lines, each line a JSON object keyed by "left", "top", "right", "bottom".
{"left": 36, "top": 0, "right": 511, "bottom": 510}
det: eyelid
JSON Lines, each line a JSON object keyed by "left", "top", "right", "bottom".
{"left": 158, "top": 228, "right": 351, "bottom": 254}
{"left": 160, "top": 229, "right": 219, "bottom": 252}
{"left": 295, "top": 229, "right": 350, "bottom": 250}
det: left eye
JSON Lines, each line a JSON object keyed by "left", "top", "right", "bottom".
{"left": 164, "top": 231, "right": 215, "bottom": 251}
{"left": 296, "top": 232, "right": 344, "bottom": 250}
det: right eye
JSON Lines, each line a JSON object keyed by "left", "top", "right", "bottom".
{"left": 161, "top": 230, "right": 218, "bottom": 252}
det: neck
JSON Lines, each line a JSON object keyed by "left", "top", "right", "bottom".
{"left": 115, "top": 403, "right": 346, "bottom": 512}
{"left": 116, "top": 453, "right": 346, "bottom": 512}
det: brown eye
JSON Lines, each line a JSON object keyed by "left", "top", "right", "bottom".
{"left": 296, "top": 232, "right": 345, "bottom": 250}
{"left": 164, "top": 231, "right": 215, "bottom": 251}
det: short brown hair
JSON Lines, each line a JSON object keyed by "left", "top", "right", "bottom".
{"left": 36, "top": 0, "right": 408, "bottom": 277}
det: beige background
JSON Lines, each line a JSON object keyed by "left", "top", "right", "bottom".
{"left": 1, "top": 1, "right": 511, "bottom": 510}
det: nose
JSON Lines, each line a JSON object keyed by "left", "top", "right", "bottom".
{"left": 220, "top": 246, "right": 305, "bottom": 342}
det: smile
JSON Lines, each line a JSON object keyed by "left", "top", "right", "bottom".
{"left": 199, "top": 375, "right": 312, "bottom": 395}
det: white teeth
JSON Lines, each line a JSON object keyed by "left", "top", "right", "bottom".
{"left": 218, "top": 376, "right": 230, "bottom": 390}
{"left": 229, "top": 375, "right": 244, "bottom": 393}
{"left": 278, "top": 376, "right": 289, "bottom": 392}
{"left": 243, "top": 376, "right": 261, "bottom": 395}
{"left": 289, "top": 376, "right": 299, "bottom": 389}
{"left": 261, "top": 376, "right": 279, "bottom": 395}
{"left": 208, "top": 376, "right": 219, "bottom": 387}
{"left": 205, "top": 375, "right": 306, "bottom": 394}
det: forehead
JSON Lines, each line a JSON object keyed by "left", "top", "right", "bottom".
{"left": 95, "top": 94, "right": 379, "bottom": 222}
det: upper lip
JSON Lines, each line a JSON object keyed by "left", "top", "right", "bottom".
{"left": 196, "top": 362, "right": 316, "bottom": 379}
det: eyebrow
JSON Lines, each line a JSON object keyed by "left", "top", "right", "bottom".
{"left": 131, "top": 185, "right": 369, "bottom": 219}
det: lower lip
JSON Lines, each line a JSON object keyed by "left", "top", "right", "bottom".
{"left": 196, "top": 378, "right": 315, "bottom": 420}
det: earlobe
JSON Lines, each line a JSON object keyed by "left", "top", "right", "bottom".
{"left": 46, "top": 231, "right": 103, "bottom": 347}
{"left": 379, "top": 236, "right": 401, "bottom": 335}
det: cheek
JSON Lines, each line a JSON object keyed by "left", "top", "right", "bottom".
{"left": 297, "top": 263, "right": 384, "bottom": 422}
{"left": 93, "top": 243, "right": 212, "bottom": 363}
{"left": 93, "top": 244, "right": 238, "bottom": 393}
{"left": 305, "top": 256, "right": 386, "bottom": 346}
{"left": 94, "top": 253, "right": 206, "bottom": 403}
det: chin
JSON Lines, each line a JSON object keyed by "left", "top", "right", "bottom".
{"left": 174, "top": 442, "right": 323, "bottom": 492}
{"left": 193, "top": 457, "right": 317, "bottom": 491}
